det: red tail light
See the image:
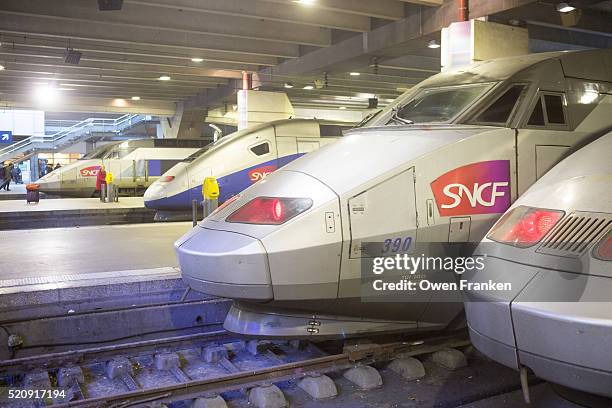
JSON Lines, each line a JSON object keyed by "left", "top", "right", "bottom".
{"left": 226, "top": 197, "right": 313, "bottom": 225}
{"left": 593, "top": 231, "right": 612, "bottom": 261}
{"left": 161, "top": 175, "right": 175, "bottom": 183}
{"left": 487, "top": 206, "right": 564, "bottom": 248}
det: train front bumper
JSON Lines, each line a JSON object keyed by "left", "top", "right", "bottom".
{"left": 464, "top": 256, "right": 612, "bottom": 398}
{"left": 175, "top": 226, "right": 273, "bottom": 301}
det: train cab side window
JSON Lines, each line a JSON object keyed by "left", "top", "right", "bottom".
{"left": 250, "top": 142, "right": 270, "bottom": 156}
{"left": 544, "top": 94, "right": 566, "bottom": 124}
{"left": 474, "top": 85, "right": 525, "bottom": 124}
{"left": 528, "top": 98, "right": 545, "bottom": 126}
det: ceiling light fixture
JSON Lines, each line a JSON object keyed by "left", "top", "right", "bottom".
{"left": 112, "top": 98, "right": 127, "bottom": 107}
{"left": 284, "top": 82, "right": 294, "bottom": 89}
{"left": 158, "top": 75, "right": 171, "bottom": 81}
{"left": 131, "top": 96, "right": 141, "bottom": 101}
{"left": 34, "top": 85, "right": 59, "bottom": 105}
{"left": 191, "top": 57, "right": 204, "bottom": 62}
{"left": 428, "top": 40, "right": 441, "bottom": 49}
{"left": 556, "top": 2, "right": 575, "bottom": 12}
{"left": 0, "top": 65, "right": 5, "bottom": 71}
{"left": 349, "top": 72, "right": 360, "bottom": 76}
{"left": 293, "top": 0, "right": 316, "bottom": 5}
{"left": 339, "top": 106, "right": 346, "bottom": 109}
{"left": 303, "top": 85, "right": 314, "bottom": 90}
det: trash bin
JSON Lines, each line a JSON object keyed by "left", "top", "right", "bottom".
{"left": 26, "top": 183, "right": 40, "bottom": 204}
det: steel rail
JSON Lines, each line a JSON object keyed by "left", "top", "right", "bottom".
{"left": 47, "top": 332, "right": 470, "bottom": 408}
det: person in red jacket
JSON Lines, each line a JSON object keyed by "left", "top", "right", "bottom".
{"left": 96, "top": 165, "right": 107, "bottom": 200}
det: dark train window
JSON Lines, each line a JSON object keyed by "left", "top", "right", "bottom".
{"left": 528, "top": 99, "right": 545, "bottom": 126}
{"left": 475, "top": 85, "right": 525, "bottom": 124}
{"left": 319, "top": 124, "right": 346, "bottom": 137}
{"left": 544, "top": 94, "right": 565, "bottom": 124}
{"left": 250, "top": 142, "right": 270, "bottom": 156}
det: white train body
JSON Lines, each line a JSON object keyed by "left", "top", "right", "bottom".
{"left": 175, "top": 49, "right": 612, "bottom": 337}
{"left": 464, "top": 132, "right": 612, "bottom": 398}
{"left": 143, "top": 119, "right": 344, "bottom": 212}
{"left": 36, "top": 139, "right": 207, "bottom": 197}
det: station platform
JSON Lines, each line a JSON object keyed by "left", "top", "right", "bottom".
{"left": 0, "top": 196, "right": 156, "bottom": 229}
{"left": 0, "top": 222, "right": 192, "bottom": 279}
{"left": 0, "top": 183, "right": 27, "bottom": 200}
{"left": 0, "top": 222, "right": 214, "bottom": 321}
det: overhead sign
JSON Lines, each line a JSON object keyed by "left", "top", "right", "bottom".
{"left": 431, "top": 160, "right": 511, "bottom": 216}
{"left": 0, "top": 131, "right": 13, "bottom": 144}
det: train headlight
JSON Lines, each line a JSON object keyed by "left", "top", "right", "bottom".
{"left": 487, "top": 206, "right": 564, "bottom": 248}
{"left": 226, "top": 197, "right": 313, "bottom": 225}
{"left": 160, "top": 176, "right": 175, "bottom": 183}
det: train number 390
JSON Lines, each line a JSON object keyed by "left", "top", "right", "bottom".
{"left": 382, "top": 236, "right": 413, "bottom": 254}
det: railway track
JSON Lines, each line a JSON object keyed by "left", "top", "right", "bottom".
{"left": 0, "top": 329, "right": 474, "bottom": 408}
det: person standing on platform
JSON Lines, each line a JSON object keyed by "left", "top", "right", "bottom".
{"left": 45, "top": 163, "right": 53, "bottom": 175}
{"left": 96, "top": 165, "right": 107, "bottom": 200}
{"left": 54, "top": 163, "right": 62, "bottom": 170}
{"left": 1, "top": 162, "right": 14, "bottom": 191}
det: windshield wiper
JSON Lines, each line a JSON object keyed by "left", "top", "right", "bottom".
{"left": 389, "top": 109, "right": 414, "bottom": 125}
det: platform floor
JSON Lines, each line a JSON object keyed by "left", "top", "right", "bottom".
{"left": 0, "top": 195, "right": 145, "bottom": 212}
{"left": 0, "top": 183, "right": 26, "bottom": 200}
{"left": 0, "top": 222, "right": 193, "bottom": 279}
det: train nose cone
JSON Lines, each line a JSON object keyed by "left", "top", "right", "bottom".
{"left": 175, "top": 227, "right": 273, "bottom": 300}
{"left": 143, "top": 182, "right": 167, "bottom": 208}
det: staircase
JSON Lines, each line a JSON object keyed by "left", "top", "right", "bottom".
{"left": 0, "top": 114, "right": 150, "bottom": 164}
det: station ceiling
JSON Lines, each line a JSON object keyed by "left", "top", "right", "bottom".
{"left": 0, "top": 0, "right": 610, "bottom": 113}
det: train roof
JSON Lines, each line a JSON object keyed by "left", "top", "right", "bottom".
{"left": 419, "top": 49, "right": 612, "bottom": 87}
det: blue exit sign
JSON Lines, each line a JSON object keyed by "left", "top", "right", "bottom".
{"left": 0, "top": 131, "right": 12, "bottom": 144}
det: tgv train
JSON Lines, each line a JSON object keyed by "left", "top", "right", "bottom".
{"left": 36, "top": 139, "right": 208, "bottom": 197}
{"left": 143, "top": 119, "right": 345, "bottom": 215}
{"left": 175, "top": 49, "right": 612, "bottom": 337}
{"left": 464, "top": 132, "right": 612, "bottom": 399}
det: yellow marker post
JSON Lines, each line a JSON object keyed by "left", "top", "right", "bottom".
{"left": 202, "top": 177, "right": 220, "bottom": 218}
{"left": 202, "top": 177, "right": 219, "bottom": 200}
{"left": 105, "top": 172, "right": 115, "bottom": 202}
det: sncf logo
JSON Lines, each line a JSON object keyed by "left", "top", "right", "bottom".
{"left": 80, "top": 165, "right": 101, "bottom": 177}
{"left": 248, "top": 165, "right": 277, "bottom": 182}
{"left": 431, "top": 160, "right": 511, "bottom": 216}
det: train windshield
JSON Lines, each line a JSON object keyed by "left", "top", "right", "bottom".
{"left": 388, "top": 83, "right": 493, "bottom": 125}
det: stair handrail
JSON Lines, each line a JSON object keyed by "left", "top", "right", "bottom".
{"left": 0, "top": 114, "right": 146, "bottom": 161}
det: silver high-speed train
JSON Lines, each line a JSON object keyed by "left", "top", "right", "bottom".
{"left": 143, "top": 119, "right": 345, "bottom": 216}
{"left": 36, "top": 139, "right": 207, "bottom": 197}
{"left": 464, "top": 131, "right": 612, "bottom": 399}
{"left": 175, "top": 49, "right": 612, "bottom": 337}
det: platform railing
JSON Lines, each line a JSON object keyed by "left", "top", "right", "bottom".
{"left": 0, "top": 114, "right": 150, "bottom": 163}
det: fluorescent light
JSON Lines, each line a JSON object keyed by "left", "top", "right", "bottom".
{"left": 131, "top": 96, "right": 141, "bottom": 101}
{"left": 191, "top": 57, "right": 204, "bottom": 62}
{"left": 284, "top": 82, "right": 294, "bottom": 89}
{"left": 112, "top": 98, "right": 127, "bottom": 107}
{"left": 556, "top": 2, "right": 575, "bottom": 12}
{"left": 303, "top": 85, "right": 314, "bottom": 90}
{"left": 428, "top": 40, "right": 441, "bottom": 49}
{"left": 34, "top": 85, "right": 59, "bottom": 105}
{"left": 158, "top": 75, "right": 171, "bottom": 81}
{"left": 339, "top": 106, "right": 346, "bottom": 110}
{"left": 0, "top": 65, "right": 5, "bottom": 71}
{"left": 349, "top": 72, "right": 360, "bottom": 76}
{"left": 293, "top": 0, "right": 315, "bottom": 5}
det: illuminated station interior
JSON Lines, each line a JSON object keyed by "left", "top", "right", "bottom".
{"left": 0, "top": 1, "right": 611, "bottom": 407}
